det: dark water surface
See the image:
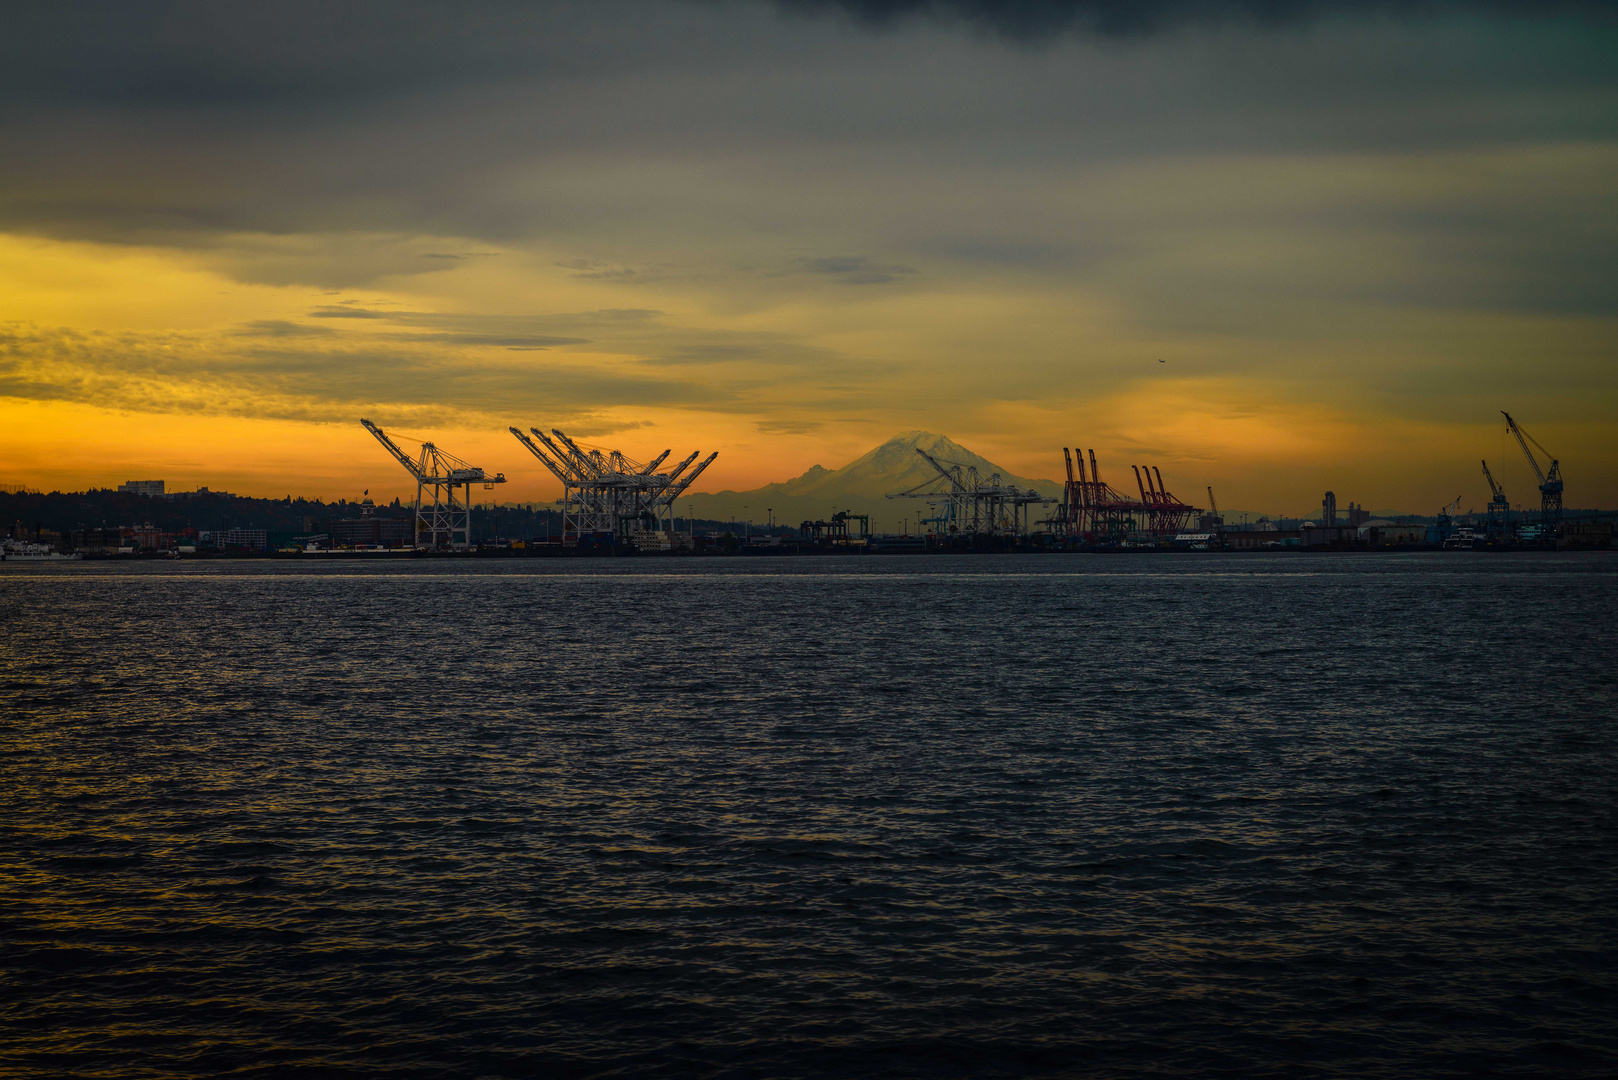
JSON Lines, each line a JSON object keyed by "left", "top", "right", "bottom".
{"left": 3, "top": 554, "right": 1616, "bottom": 1079}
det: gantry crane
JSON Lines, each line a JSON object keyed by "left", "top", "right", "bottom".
{"left": 1480, "top": 460, "right": 1511, "bottom": 542}
{"left": 509, "top": 426, "right": 715, "bottom": 544}
{"left": 361, "top": 419, "right": 505, "bottom": 551}
{"left": 1501, "top": 412, "right": 1562, "bottom": 534}
{"left": 887, "top": 448, "right": 1051, "bottom": 537}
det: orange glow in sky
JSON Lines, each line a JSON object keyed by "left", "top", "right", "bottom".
{"left": 2, "top": 8, "right": 1614, "bottom": 515}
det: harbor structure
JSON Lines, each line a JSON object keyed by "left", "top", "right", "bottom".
{"left": 1502, "top": 412, "right": 1563, "bottom": 533}
{"left": 885, "top": 447, "right": 1052, "bottom": 537}
{"left": 509, "top": 426, "right": 716, "bottom": 547}
{"left": 1482, "top": 460, "right": 1512, "bottom": 543}
{"left": 361, "top": 419, "right": 505, "bottom": 551}
{"left": 1051, "top": 448, "right": 1200, "bottom": 541}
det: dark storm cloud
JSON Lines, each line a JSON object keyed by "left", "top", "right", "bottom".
{"left": 1, "top": 0, "right": 1608, "bottom": 129}
{"left": 3, "top": 0, "right": 1613, "bottom": 273}
{"left": 781, "top": 0, "right": 1618, "bottom": 39}
{"left": 0, "top": 3, "right": 543, "bottom": 110}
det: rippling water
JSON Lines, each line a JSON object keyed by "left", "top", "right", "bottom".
{"left": 3, "top": 554, "right": 1615, "bottom": 1078}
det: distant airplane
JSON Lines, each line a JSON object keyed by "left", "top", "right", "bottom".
{"left": 1158, "top": 358, "right": 1165, "bottom": 363}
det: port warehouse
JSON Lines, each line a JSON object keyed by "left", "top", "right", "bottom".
{"left": 3, "top": 415, "right": 1611, "bottom": 556}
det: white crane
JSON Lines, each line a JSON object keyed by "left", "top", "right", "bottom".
{"left": 509, "top": 426, "right": 715, "bottom": 545}
{"left": 361, "top": 419, "right": 505, "bottom": 551}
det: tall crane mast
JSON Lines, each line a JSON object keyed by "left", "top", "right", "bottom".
{"left": 1502, "top": 412, "right": 1563, "bottom": 533}
{"left": 1481, "top": 459, "right": 1510, "bottom": 542}
{"left": 1062, "top": 448, "right": 1077, "bottom": 530}
{"left": 361, "top": 419, "right": 505, "bottom": 551}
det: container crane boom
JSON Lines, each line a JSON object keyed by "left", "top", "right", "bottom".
{"left": 361, "top": 419, "right": 425, "bottom": 481}
{"left": 1501, "top": 411, "right": 1563, "bottom": 532}
{"left": 916, "top": 447, "right": 960, "bottom": 487}
{"left": 531, "top": 429, "right": 587, "bottom": 482}
{"left": 662, "top": 451, "right": 700, "bottom": 486}
{"left": 1502, "top": 412, "right": 1546, "bottom": 483}
{"left": 509, "top": 427, "right": 570, "bottom": 484}
{"left": 360, "top": 418, "right": 502, "bottom": 551}
{"left": 1481, "top": 460, "right": 1505, "bottom": 500}
{"left": 662, "top": 452, "right": 718, "bottom": 504}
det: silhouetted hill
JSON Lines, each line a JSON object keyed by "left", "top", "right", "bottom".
{"left": 0, "top": 488, "right": 412, "bottom": 539}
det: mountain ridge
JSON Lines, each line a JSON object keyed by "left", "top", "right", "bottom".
{"left": 682, "top": 431, "right": 1062, "bottom": 528}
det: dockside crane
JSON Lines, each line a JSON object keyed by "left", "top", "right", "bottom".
{"left": 1203, "top": 486, "right": 1223, "bottom": 532}
{"left": 1062, "top": 448, "right": 1078, "bottom": 528}
{"left": 652, "top": 451, "right": 717, "bottom": 519}
{"left": 1434, "top": 493, "right": 1462, "bottom": 542}
{"left": 1501, "top": 412, "right": 1562, "bottom": 534}
{"left": 1132, "top": 465, "right": 1153, "bottom": 509}
{"left": 889, "top": 448, "right": 1050, "bottom": 536}
{"left": 1481, "top": 460, "right": 1511, "bottom": 542}
{"left": 361, "top": 419, "right": 505, "bottom": 551}
{"left": 509, "top": 425, "right": 715, "bottom": 543}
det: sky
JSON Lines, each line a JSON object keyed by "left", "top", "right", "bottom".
{"left": 1, "top": 0, "right": 1614, "bottom": 516}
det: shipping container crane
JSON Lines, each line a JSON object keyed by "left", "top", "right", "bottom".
{"left": 1501, "top": 412, "right": 1562, "bottom": 534}
{"left": 360, "top": 419, "right": 505, "bottom": 551}
{"left": 1481, "top": 460, "right": 1511, "bottom": 542}
{"left": 887, "top": 448, "right": 1051, "bottom": 536}
{"left": 509, "top": 425, "right": 715, "bottom": 544}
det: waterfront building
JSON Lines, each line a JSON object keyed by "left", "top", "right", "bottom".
{"left": 328, "top": 498, "right": 412, "bottom": 548}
